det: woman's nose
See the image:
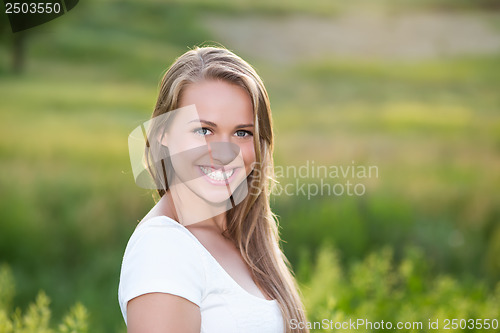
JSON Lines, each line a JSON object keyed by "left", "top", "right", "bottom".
{"left": 207, "top": 141, "right": 240, "bottom": 166}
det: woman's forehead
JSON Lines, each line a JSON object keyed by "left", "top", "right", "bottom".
{"left": 177, "top": 81, "right": 254, "bottom": 127}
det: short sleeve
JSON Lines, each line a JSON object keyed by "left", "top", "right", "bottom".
{"left": 118, "top": 218, "right": 206, "bottom": 325}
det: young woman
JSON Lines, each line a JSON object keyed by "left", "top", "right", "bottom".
{"left": 118, "top": 46, "right": 309, "bottom": 333}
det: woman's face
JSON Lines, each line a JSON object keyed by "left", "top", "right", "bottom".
{"left": 161, "top": 79, "right": 256, "bottom": 205}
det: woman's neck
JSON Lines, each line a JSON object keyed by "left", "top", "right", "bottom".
{"left": 160, "top": 186, "right": 229, "bottom": 233}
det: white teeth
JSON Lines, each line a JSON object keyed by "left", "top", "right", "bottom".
{"left": 200, "top": 166, "right": 234, "bottom": 181}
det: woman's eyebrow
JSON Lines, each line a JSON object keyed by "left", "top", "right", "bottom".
{"left": 188, "top": 119, "right": 254, "bottom": 129}
{"left": 235, "top": 123, "right": 254, "bottom": 129}
{"left": 188, "top": 119, "right": 217, "bottom": 127}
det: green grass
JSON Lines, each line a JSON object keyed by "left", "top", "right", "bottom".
{"left": 300, "top": 245, "right": 500, "bottom": 332}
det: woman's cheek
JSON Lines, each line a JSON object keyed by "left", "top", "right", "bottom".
{"left": 242, "top": 142, "right": 256, "bottom": 174}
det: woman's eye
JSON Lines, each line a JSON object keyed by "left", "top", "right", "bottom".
{"left": 193, "top": 127, "right": 212, "bottom": 136}
{"left": 235, "top": 130, "right": 253, "bottom": 138}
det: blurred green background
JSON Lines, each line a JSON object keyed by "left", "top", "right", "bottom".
{"left": 1, "top": 0, "right": 499, "bottom": 332}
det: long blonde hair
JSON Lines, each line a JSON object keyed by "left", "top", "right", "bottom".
{"left": 145, "top": 45, "right": 309, "bottom": 332}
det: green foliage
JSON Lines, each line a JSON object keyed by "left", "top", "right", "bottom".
{"left": 58, "top": 303, "right": 89, "bottom": 333}
{"left": 300, "top": 245, "right": 500, "bottom": 332}
{"left": 0, "top": 264, "right": 88, "bottom": 333}
{"left": 0, "top": 263, "right": 15, "bottom": 313}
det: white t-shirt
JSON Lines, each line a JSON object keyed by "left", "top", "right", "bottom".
{"left": 118, "top": 215, "right": 285, "bottom": 332}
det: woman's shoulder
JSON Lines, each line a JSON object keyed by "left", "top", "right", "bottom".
{"left": 118, "top": 215, "right": 208, "bottom": 324}
{"left": 121, "top": 214, "right": 207, "bottom": 265}
{"left": 135, "top": 214, "right": 182, "bottom": 231}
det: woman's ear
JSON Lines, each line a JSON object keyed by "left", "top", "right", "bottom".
{"left": 159, "top": 133, "right": 168, "bottom": 147}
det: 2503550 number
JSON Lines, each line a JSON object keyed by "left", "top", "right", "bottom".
{"left": 443, "top": 319, "right": 498, "bottom": 330}
{"left": 5, "top": 2, "right": 61, "bottom": 14}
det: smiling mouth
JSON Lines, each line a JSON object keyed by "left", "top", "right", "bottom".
{"left": 199, "top": 166, "right": 235, "bottom": 181}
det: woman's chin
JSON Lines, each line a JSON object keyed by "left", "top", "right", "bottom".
{"left": 196, "top": 190, "right": 233, "bottom": 206}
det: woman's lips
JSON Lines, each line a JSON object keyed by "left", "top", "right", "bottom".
{"left": 198, "top": 165, "right": 239, "bottom": 185}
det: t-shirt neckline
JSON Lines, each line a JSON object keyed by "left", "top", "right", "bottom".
{"left": 146, "top": 215, "right": 278, "bottom": 304}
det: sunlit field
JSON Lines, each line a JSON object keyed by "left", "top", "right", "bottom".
{"left": 1, "top": 0, "right": 499, "bottom": 332}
